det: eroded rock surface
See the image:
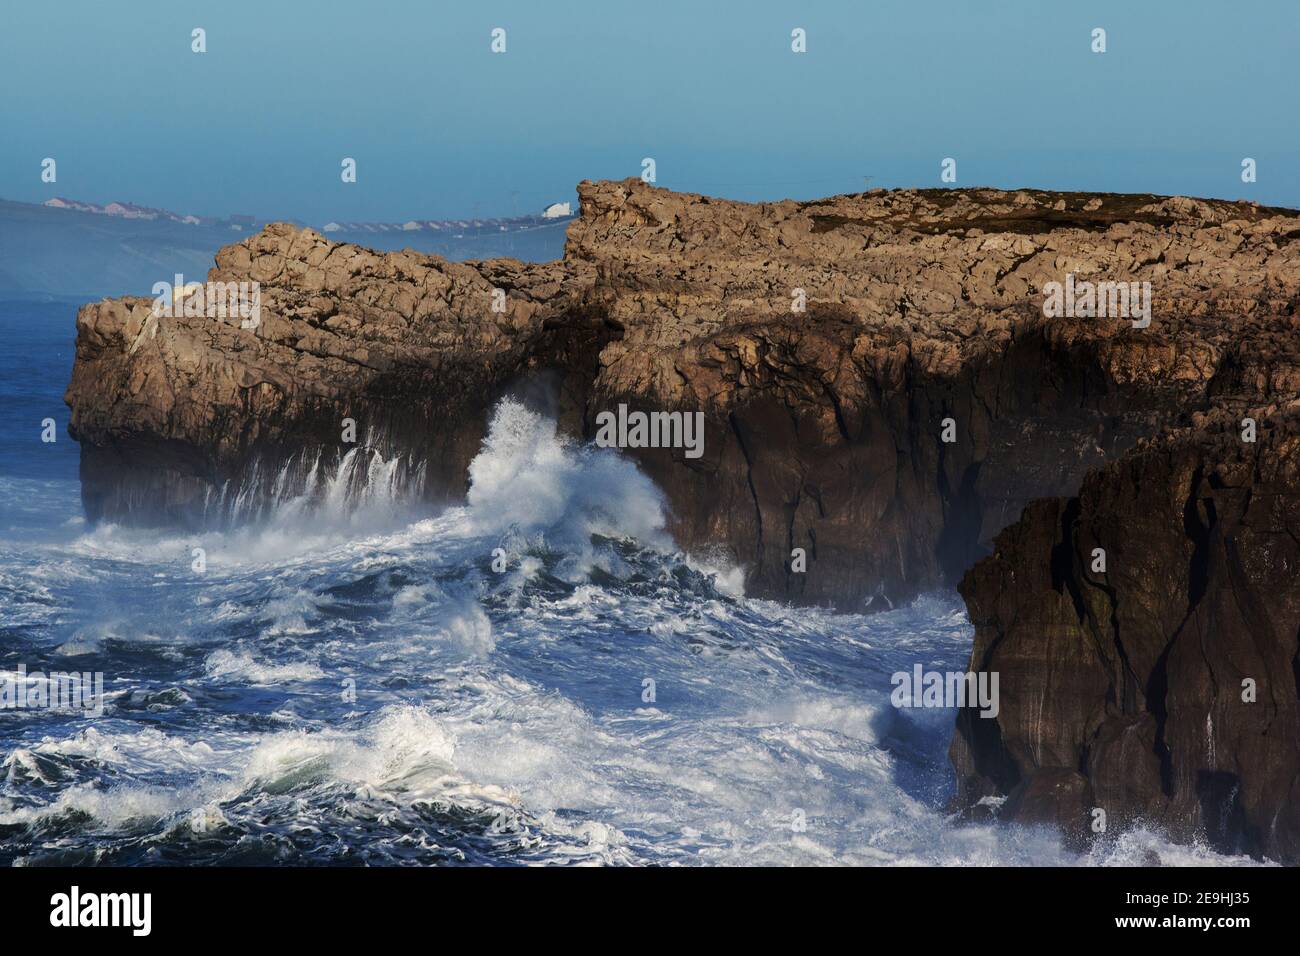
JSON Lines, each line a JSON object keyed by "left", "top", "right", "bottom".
{"left": 67, "top": 179, "right": 1300, "bottom": 608}
{"left": 66, "top": 179, "right": 1300, "bottom": 858}
{"left": 953, "top": 410, "right": 1300, "bottom": 862}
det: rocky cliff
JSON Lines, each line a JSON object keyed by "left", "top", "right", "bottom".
{"left": 65, "top": 179, "right": 1300, "bottom": 858}
{"left": 66, "top": 180, "right": 1300, "bottom": 606}
{"left": 953, "top": 409, "right": 1300, "bottom": 862}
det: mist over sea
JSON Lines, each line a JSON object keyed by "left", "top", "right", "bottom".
{"left": 0, "top": 301, "right": 1260, "bottom": 866}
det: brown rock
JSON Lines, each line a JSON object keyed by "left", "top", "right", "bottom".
{"left": 67, "top": 180, "right": 1300, "bottom": 612}
{"left": 65, "top": 178, "right": 1300, "bottom": 858}
{"left": 953, "top": 412, "right": 1300, "bottom": 861}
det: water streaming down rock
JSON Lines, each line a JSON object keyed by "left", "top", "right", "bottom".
{"left": 199, "top": 432, "right": 429, "bottom": 529}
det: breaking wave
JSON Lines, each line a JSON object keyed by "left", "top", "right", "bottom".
{"left": 0, "top": 397, "right": 1267, "bottom": 866}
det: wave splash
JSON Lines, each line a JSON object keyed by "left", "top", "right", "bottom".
{"left": 0, "top": 399, "right": 1267, "bottom": 866}
{"left": 203, "top": 433, "right": 427, "bottom": 530}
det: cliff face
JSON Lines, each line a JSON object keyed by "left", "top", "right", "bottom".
{"left": 66, "top": 179, "right": 1300, "bottom": 609}
{"left": 65, "top": 230, "right": 580, "bottom": 522}
{"left": 65, "top": 179, "right": 1300, "bottom": 858}
{"left": 953, "top": 412, "right": 1300, "bottom": 862}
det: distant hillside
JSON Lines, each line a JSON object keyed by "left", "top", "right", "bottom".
{"left": 0, "top": 199, "right": 569, "bottom": 299}
{"left": 0, "top": 199, "right": 258, "bottom": 299}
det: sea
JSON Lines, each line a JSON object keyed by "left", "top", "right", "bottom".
{"left": 0, "top": 299, "right": 1259, "bottom": 866}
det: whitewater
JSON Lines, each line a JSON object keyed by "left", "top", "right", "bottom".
{"left": 0, "top": 304, "right": 1260, "bottom": 865}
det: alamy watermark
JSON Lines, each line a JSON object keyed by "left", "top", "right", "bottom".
{"left": 50, "top": 886, "right": 150, "bottom": 936}
{"left": 891, "top": 665, "right": 999, "bottom": 718}
{"left": 1, "top": 664, "right": 104, "bottom": 717}
{"left": 1042, "top": 273, "right": 1151, "bottom": 329}
{"left": 594, "top": 404, "right": 705, "bottom": 459}
{"left": 151, "top": 273, "right": 261, "bottom": 329}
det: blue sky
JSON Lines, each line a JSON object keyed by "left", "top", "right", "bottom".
{"left": 1, "top": 0, "right": 1296, "bottom": 222}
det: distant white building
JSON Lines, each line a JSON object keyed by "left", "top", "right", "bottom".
{"left": 542, "top": 202, "right": 572, "bottom": 219}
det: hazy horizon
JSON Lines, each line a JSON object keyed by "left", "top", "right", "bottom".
{"left": 3, "top": 0, "right": 1298, "bottom": 220}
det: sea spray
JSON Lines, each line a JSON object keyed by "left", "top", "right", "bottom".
{"left": 466, "top": 398, "right": 669, "bottom": 557}
{"left": 0, "top": 388, "right": 1261, "bottom": 866}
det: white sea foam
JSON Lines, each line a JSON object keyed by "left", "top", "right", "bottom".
{"left": 204, "top": 649, "right": 326, "bottom": 684}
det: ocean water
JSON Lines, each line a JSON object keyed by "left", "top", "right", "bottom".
{"left": 0, "top": 300, "right": 1261, "bottom": 866}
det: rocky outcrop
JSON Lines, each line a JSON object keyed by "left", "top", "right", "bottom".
{"left": 66, "top": 231, "right": 581, "bottom": 522}
{"left": 65, "top": 179, "right": 1300, "bottom": 858}
{"left": 953, "top": 410, "right": 1300, "bottom": 862}
{"left": 66, "top": 180, "right": 1300, "bottom": 614}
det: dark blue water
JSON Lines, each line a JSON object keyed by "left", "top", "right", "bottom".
{"left": 0, "top": 300, "right": 79, "bottom": 483}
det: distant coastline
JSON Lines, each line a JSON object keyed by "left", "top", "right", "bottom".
{"left": 0, "top": 196, "right": 572, "bottom": 299}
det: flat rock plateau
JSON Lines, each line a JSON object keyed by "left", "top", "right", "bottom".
{"left": 66, "top": 179, "right": 1300, "bottom": 861}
